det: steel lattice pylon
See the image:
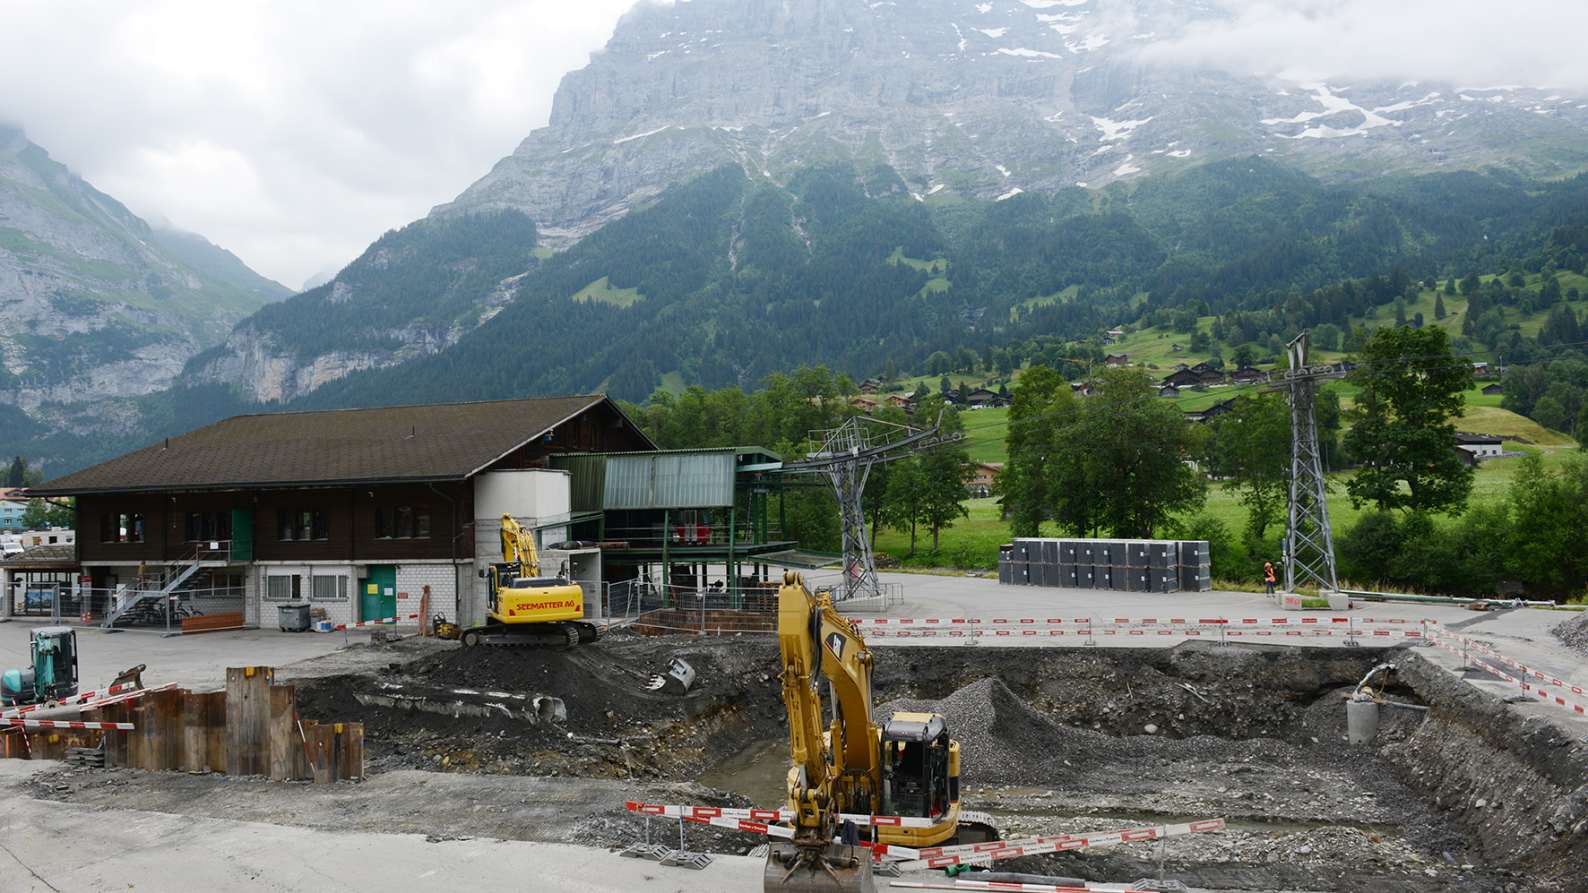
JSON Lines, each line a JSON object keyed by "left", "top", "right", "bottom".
{"left": 781, "top": 415, "right": 961, "bottom": 602}
{"left": 1283, "top": 333, "right": 1340, "bottom": 594}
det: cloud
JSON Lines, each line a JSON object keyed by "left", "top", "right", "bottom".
{"left": 1138, "top": 1, "right": 1588, "bottom": 93}
{"left": 0, "top": 0, "right": 638, "bottom": 287}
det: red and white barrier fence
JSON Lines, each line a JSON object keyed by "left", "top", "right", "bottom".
{"left": 4, "top": 719, "right": 135, "bottom": 731}
{"left": 891, "top": 880, "right": 1170, "bottom": 893}
{"left": 0, "top": 680, "right": 147, "bottom": 720}
{"left": 851, "top": 616, "right": 1433, "bottom": 628}
{"left": 330, "top": 613, "right": 421, "bottom": 631}
{"left": 1428, "top": 635, "right": 1588, "bottom": 717}
{"left": 892, "top": 819, "right": 1227, "bottom": 872}
{"left": 625, "top": 801, "right": 938, "bottom": 829}
{"left": 862, "top": 626, "right": 1427, "bottom": 641}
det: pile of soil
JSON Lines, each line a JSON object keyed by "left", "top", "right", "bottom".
{"left": 294, "top": 632, "right": 783, "bottom": 779}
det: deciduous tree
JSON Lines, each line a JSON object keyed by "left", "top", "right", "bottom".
{"left": 1344, "top": 327, "right": 1474, "bottom": 513}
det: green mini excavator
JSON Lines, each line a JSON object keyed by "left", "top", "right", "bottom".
{"left": 1, "top": 627, "right": 80, "bottom": 708}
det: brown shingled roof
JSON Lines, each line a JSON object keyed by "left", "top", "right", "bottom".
{"left": 30, "top": 394, "right": 634, "bottom": 495}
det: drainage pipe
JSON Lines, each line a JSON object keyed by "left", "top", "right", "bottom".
{"left": 1339, "top": 588, "right": 1567, "bottom": 609}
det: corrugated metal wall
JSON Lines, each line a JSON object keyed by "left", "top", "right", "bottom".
{"left": 551, "top": 455, "right": 606, "bottom": 513}
{"left": 603, "top": 452, "right": 736, "bottom": 509}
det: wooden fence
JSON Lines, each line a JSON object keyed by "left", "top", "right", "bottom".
{"left": 0, "top": 666, "right": 361, "bottom": 782}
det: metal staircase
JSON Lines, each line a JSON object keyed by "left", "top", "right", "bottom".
{"left": 102, "top": 542, "right": 227, "bottom": 628}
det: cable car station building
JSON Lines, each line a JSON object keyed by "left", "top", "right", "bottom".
{"left": 26, "top": 395, "right": 800, "bottom": 630}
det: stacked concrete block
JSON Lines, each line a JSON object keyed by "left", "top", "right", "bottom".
{"left": 1000, "top": 537, "right": 1216, "bottom": 594}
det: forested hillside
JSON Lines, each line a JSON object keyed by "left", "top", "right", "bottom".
{"left": 10, "top": 156, "right": 1588, "bottom": 475}
{"left": 303, "top": 159, "right": 1588, "bottom": 411}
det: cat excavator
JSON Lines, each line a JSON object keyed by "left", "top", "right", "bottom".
{"left": 459, "top": 513, "right": 601, "bottom": 648}
{"left": 767, "top": 572, "right": 993, "bottom": 892}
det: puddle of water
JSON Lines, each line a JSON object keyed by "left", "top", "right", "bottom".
{"left": 697, "top": 738, "right": 788, "bottom": 807}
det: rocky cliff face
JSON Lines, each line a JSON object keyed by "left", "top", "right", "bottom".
{"left": 0, "top": 125, "right": 287, "bottom": 412}
{"left": 437, "top": 0, "right": 1588, "bottom": 247}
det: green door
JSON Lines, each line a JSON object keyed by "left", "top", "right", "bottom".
{"left": 360, "top": 565, "right": 397, "bottom": 622}
{"left": 229, "top": 509, "right": 254, "bottom": 562}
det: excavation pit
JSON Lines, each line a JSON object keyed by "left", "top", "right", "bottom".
{"left": 15, "top": 635, "right": 1581, "bottom": 892}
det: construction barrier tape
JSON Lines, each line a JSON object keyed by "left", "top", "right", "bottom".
{"left": 1428, "top": 636, "right": 1588, "bottom": 717}
{"left": 852, "top": 616, "right": 1433, "bottom": 628}
{"left": 331, "top": 613, "right": 422, "bottom": 631}
{"left": 682, "top": 813, "right": 796, "bottom": 839}
{"left": 894, "top": 819, "right": 1227, "bottom": 872}
{"left": 624, "top": 800, "right": 939, "bottom": 829}
{"left": 890, "top": 880, "right": 1156, "bottom": 892}
{"left": 5, "top": 719, "right": 135, "bottom": 730}
{"left": 0, "top": 679, "right": 148, "bottom": 720}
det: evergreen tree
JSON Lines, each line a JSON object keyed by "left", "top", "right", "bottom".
{"left": 1443, "top": 278, "right": 1457, "bottom": 296}
{"left": 1344, "top": 327, "right": 1474, "bottom": 514}
{"left": 5, "top": 456, "right": 25, "bottom": 488}
{"left": 1434, "top": 292, "right": 1447, "bottom": 320}
{"left": 938, "top": 375, "right": 952, "bottom": 395}
{"left": 1460, "top": 272, "right": 1481, "bottom": 295}
{"left": 1394, "top": 300, "right": 1408, "bottom": 327}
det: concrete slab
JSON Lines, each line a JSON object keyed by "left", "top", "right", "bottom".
{"left": 0, "top": 763, "right": 763, "bottom": 893}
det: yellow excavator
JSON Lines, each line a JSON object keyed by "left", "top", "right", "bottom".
{"left": 768, "top": 572, "right": 991, "bottom": 892}
{"left": 459, "top": 513, "right": 601, "bottom": 648}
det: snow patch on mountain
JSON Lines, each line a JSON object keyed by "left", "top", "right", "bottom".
{"left": 1092, "top": 115, "right": 1152, "bottom": 141}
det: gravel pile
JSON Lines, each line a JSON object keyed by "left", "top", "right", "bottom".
{"left": 881, "top": 677, "right": 1132, "bottom": 785}
{"left": 1549, "top": 611, "right": 1588, "bottom": 656}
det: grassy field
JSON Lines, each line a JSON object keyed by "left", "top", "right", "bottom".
{"left": 960, "top": 407, "right": 1009, "bottom": 464}
{"left": 572, "top": 276, "right": 644, "bottom": 308}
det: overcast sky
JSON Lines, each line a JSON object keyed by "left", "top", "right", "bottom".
{"left": 2, "top": 0, "right": 1584, "bottom": 289}
{"left": 0, "top": 1, "right": 641, "bottom": 288}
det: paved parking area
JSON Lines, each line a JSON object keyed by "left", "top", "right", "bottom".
{"left": 0, "top": 620, "right": 363, "bottom": 692}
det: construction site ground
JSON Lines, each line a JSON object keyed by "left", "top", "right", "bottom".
{"left": 2, "top": 577, "right": 1586, "bottom": 892}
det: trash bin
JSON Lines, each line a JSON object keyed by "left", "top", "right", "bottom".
{"left": 278, "top": 602, "right": 311, "bottom": 633}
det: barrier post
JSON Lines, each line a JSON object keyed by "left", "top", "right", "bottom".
{"left": 1218, "top": 618, "right": 1226, "bottom": 649}
{"left": 1344, "top": 613, "right": 1359, "bottom": 648}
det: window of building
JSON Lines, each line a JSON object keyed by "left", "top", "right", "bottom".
{"left": 310, "top": 575, "right": 348, "bottom": 602}
{"left": 277, "top": 510, "right": 328, "bottom": 542}
{"left": 99, "top": 511, "right": 145, "bottom": 544}
{"left": 375, "top": 505, "right": 430, "bottom": 540}
{"left": 264, "top": 574, "right": 301, "bottom": 601}
{"left": 184, "top": 511, "right": 232, "bottom": 543}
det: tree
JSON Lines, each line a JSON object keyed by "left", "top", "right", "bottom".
{"left": 1394, "top": 300, "right": 1408, "bottom": 327}
{"left": 1459, "top": 272, "right": 1480, "bottom": 295}
{"left": 1443, "top": 277, "right": 1456, "bottom": 296}
{"left": 1188, "top": 329, "right": 1211, "bottom": 353}
{"left": 925, "top": 351, "right": 953, "bottom": 376}
{"left": 18, "top": 498, "right": 70, "bottom": 530}
{"left": 882, "top": 459, "right": 926, "bottom": 555}
{"left": 918, "top": 447, "right": 972, "bottom": 551}
{"left": 1434, "top": 292, "right": 1447, "bottom": 320}
{"left": 1507, "top": 452, "right": 1588, "bottom": 593}
{"left": 995, "top": 366, "right": 1072, "bottom": 536}
{"left": 1063, "top": 368, "right": 1207, "bottom": 537}
{"left": 1344, "top": 326, "right": 1474, "bottom": 514}
{"left": 1533, "top": 394, "right": 1568, "bottom": 432}
{"left": 1232, "top": 344, "right": 1256, "bottom": 369}
{"left": 1205, "top": 395, "right": 1291, "bottom": 539}
{"left": 938, "top": 374, "right": 952, "bottom": 395}
{"left": 5, "top": 456, "right": 25, "bottom": 488}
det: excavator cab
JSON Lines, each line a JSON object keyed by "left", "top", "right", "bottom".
{"left": 880, "top": 711, "right": 957, "bottom": 820}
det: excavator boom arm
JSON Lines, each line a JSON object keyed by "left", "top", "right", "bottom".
{"left": 776, "top": 572, "right": 878, "bottom": 826}
{"left": 499, "top": 513, "right": 540, "bottom": 578}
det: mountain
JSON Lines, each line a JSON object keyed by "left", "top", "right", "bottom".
{"left": 0, "top": 124, "right": 288, "bottom": 415}
{"left": 11, "top": 0, "right": 1588, "bottom": 474}
{"left": 188, "top": 0, "right": 1588, "bottom": 408}
{"left": 436, "top": 0, "right": 1588, "bottom": 247}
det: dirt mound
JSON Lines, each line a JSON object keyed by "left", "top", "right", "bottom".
{"left": 1550, "top": 611, "right": 1588, "bottom": 656}
{"left": 295, "top": 634, "right": 784, "bottom": 779}
{"left": 881, "top": 677, "right": 1115, "bottom": 785}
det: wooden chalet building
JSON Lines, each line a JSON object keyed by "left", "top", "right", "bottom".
{"left": 28, "top": 395, "right": 655, "bottom": 629}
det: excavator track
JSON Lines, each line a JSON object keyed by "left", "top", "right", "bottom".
{"left": 459, "top": 621, "right": 603, "bottom": 649}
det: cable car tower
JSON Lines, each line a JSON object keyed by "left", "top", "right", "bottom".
{"left": 780, "top": 415, "right": 962, "bottom": 602}
{"left": 1279, "top": 333, "right": 1347, "bottom": 593}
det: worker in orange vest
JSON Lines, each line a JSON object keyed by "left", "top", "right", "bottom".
{"left": 1263, "top": 561, "right": 1277, "bottom": 594}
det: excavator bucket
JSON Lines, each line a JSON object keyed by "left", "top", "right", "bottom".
{"left": 763, "top": 842, "right": 875, "bottom": 893}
